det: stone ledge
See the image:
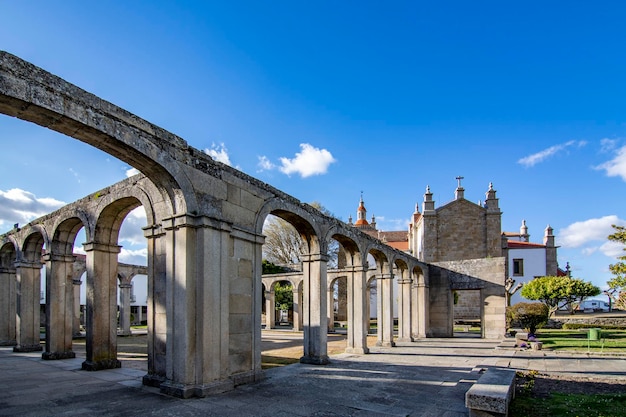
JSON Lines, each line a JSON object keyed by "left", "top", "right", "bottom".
{"left": 465, "top": 367, "right": 516, "bottom": 417}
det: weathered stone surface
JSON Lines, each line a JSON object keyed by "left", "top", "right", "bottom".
{"left": 466, "top": 368, "right": 516, "bottom": 416}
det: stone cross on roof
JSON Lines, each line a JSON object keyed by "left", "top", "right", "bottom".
{"left": 455, "top": 176, "right": 464, "bottom": 188}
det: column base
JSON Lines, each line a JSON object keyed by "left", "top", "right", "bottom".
{"left": 142, "top": 373, "right": 166, "bottom": 388}
{"left": 396, "top": 337, "right": 414, "bottom": 343}
{"left": 345, "top": 347, "right": 369, "bottom": 354}
{"left": 376, "top": 341, "right": 396, "bottom": 347}
{"left": 0, "top": 340, "right": 17, "bottom": 346}
{"left": 300, "top": 355, "right": 330, "bottom": 365}
{"left": 13, "top": 344, "right": 43, "bottom": 352}
{"left": 42, "top": 350, "right": 76, "bottom": 360}
{"left": 160, "top": 379, "right": 235, "bottom": 398}
{"left": 81, "top": 359, "right": 121, "bottom": 371}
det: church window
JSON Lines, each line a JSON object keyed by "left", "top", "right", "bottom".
{"left": 513, "top": 259, "right": 524, "bottom": 276}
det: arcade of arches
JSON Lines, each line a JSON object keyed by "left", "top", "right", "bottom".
{"left": 0, "top": 51, "right": 506, "bottom": 399}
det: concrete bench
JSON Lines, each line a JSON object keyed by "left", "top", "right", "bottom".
{"left": 465, "top": 368, "right": 516, "bottom": 417}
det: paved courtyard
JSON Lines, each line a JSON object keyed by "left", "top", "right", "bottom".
{"left": 1, "top": 333, "right": 625, "bottom": 416}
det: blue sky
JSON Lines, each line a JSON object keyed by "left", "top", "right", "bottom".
{"left": 1, "top": 1, "right": 625, "bottom": 291}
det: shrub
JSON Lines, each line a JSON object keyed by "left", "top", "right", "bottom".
{"left": 506, "top": 302, "right": 549, "bottom": 334}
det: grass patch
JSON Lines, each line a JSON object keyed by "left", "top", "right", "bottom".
{"left": 535, "top": 329, "right": 626, "bottom": 352}
{"left": 511, "top": 390, "right": 626, "bottom": 417}
{"left": 261, "top": 355, "right": 299, "bottom": 369}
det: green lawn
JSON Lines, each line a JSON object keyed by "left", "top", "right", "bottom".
{"left": 534, "top": 329, "right": 626, "bottom": 353}
{"left": 512, "top": 391, "right": 626, "bottom": 417}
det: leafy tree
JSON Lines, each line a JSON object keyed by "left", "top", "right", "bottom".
{"left": 607, "top": 225, "right": 626, "bottom": 295}
{"left": 521, "top": 275, "right": 600, "bottom": 317}
{"left": 506, "top": 302, "right": 549, "bottom": 334}
{"left": 262, "top": 202, "right": 339, "bottom": 267}
{"left": 274, "top": 282, "right": 293, "bottom": 311}
{"left": 262, "top": 259, "right": 286, "bottom": 274}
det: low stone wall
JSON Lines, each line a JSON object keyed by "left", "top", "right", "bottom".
{"left": 547, "top": 315, "right": 626, "bottom": 328}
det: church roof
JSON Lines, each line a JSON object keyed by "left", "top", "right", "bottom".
{"left": 507, "top": 240, "right": 546, "bottom": 249}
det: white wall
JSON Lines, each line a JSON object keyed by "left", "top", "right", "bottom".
{"left": 508, "top": 247, "right": 546, "bottom": 305}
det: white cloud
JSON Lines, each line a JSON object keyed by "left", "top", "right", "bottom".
{"left": 600, "top": 138, "right": 619, "bottom": 153}
{"left": 68, "top": 167, "right": 82, "bottom": 183}
{"left": 558, "top": 215, "right": 626, "bottom": 249}
{"left": 595, "top": 145, "right": 626, "bottom": 182}
{"left": 204, "top": 142, "right": 232, "bottom": 166}
{"left": 0, "top": 188, "right": 65, "bottom": 230}
{"left": 599, "top": 240, "right": 625, "bottom": 258}
{"left": 257, "top": 155, "right": 275, "bottom": 172}
{"left": 118, "top": 207, "right": 147, "bottom": 245}
{"left": 278, "top": 143, "right": 336, "bottom": 178}
{"left": 517, "top": 140, "right": 586, "bottom": 167}
{"left": 125, "top": 167, "right": 140, "bottom": 177}
{"left": 118, "top": 247, "right": 147, "bottom": 265}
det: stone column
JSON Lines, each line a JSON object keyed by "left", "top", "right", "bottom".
{"left": 411, "top": 280, "right": 419, "bottom": 339}
{"left": 292, "top": 287, "right": 301, "bottom": 331}
{"left": 376, "top": 272, "right": 395, "bottom": 347}
{"left": 265, "top": 288, "right": 276, "bottom": 329}
{"left": 72, "top": 278, "right": 82, "bottom": 336}
{"left": 300, "top": 253, "right": 329, "bottom": 365}
{"left": 118, "top": 282, "right": 132, "bottom": 336}
{"left": 82, "top": 242, "right": 121, "bottom": 371}
{"left": 327, "top": 286, "right": 335, "bottom": 333}
{"left": 345, "top": 265, "right": 369, "bottom": 354}
{"left": 365, "top": 282, "right": 371, "bottom": 335}
{"left": 43, "top": 253, "right": 76, "bottom": 359}
{"left": 396, "top": 277, "right": 413, "bottom": 342}
{"left": 159, "top": 215, "right": 236, "bottom": 398}
{"left": 416, "top": 280, "right": 429, "bottom": 338}
{"left": 13, "top": 261, "right": 43, "bottom": 352}
{"left": 143, "top": 225, "right": 167, "bottom": 388}
{"left": 0, "top": 266, "right": 17, "bottom": 346}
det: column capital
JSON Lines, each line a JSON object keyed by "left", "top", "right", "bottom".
{"left": 377, "top": 273, "right": 394, "bottom": 280}
{"left": 14, "top": 260, "right": 43, "bottom": 269}
{"left": 72, "top": 279, "right": 82, "bottom": 286}
{"left": 83, "top": 242, "right": 122, "bottom": 254}
{"left": 119, "top": 283, "right": 133, "bottom": 289}
{"left": 300, "top": 253, "right": 330, "bottom": 263}
{"left": 42, "top": 253, "right": 76, "bottom": 263}
{"left": 397, "top": 278, "right": 413, "bottom": 284}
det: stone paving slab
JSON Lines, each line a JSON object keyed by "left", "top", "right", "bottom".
{"left": 1, "top": 338, "right": 626, "bottom": 416}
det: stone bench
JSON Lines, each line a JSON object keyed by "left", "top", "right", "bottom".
{"left": 465, "top": 367, "right": 516, "bottom": 417}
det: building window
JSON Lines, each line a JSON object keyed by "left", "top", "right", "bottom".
{"left": 513, "top": 259, "right": 524, "bottom": 276}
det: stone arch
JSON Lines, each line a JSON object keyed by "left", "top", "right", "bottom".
{"left": 0, "top": 51, "right": 196, "bottom": 215}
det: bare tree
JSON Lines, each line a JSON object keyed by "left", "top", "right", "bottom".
{"left": 262, "top": 202, "right": 339, "bottom": 268}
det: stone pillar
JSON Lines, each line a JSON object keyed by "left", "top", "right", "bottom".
{"left": 82, "top": 242, "right": 121, "bottom": 371}
{"left": 159, "top": 215, "right": 237, "bottom": 398}
{"left": 345, "top": 265, "right": 369, "bottom": 354}
{"left": 376, "top": 272, "right": 395, "bottom": 347}
{"left": 292, "top": 287, "right": 301, "bottom": 331}
{"left": 43, "top": 253, "right": 76, "bottom": 360}
{"left": 416, "top": 280, "right": 429, "bottom": 338}
{"left": 300, "top": 253, "right": 329, "bottom": 364}
{"left": 118, "top": 282, "right": 133, "bottom": 336}
{"left": 13, "top": 261, "right": 43, "bottom": 352}
{"left": 411, "top": 280, "right": 419, "bottom": 339}
{"left": 143, "top": 225, "right": 167, "bottom": 387}
{"left": 0, "top": 266, "right": 17, "bottom": 346}
{"left": 72, "top": 278, "right": 82, "bottom": 336}
{"left": 265, "top": 288, "right": 276, "bottom": 329}
{"left": 327, "top": 286, "right": 335, "bottom": 333}
{"left": 396, "top": 276, "right": 413, "bottom": 342}
{"left": 365, "top": 282, "right": 371, "bottom": 335}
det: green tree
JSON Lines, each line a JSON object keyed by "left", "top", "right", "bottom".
{"left": 521, "top": 275, "right": 600, "bottom": 317}
{"left": 607, "top": 225, "right": 626, "bottom": 292}
{"left": 262, "top": 259, "right": 286, "bottom": 274}
{"left": 274, "top": 282, "right": 293, "bottom": 311}
{"left": 506, "top": 302, "right": 549, "bottom": 334}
